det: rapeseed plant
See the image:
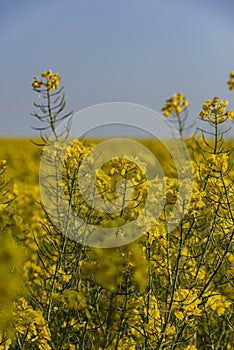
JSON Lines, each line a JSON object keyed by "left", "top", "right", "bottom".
{"left": 0, "top": 69, "right": 233, "bottom": 349}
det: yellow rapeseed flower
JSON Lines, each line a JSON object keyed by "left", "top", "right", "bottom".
{"left": 199, "top": 97, "right": 231, "bottom": 124}
{"left": 45, "top": 80, "right": 53, "bottom": 90}
{"left": 32, "top": 77, "right": 43, "bottom": 89}
{"left": 162, "top": 92, "right": 189, "bottom": 117}
{"left": 227, "top": 70, "right": 234, "bottom": 90}
{"left": 32, "top": 70, "right": 61, "bottom": 91}
{"left": 225, "top": 109, "right": 234, "bottom": 121}
{"left": 41, "top": 69, "right": 53, "bottom": 79}
{"left": 45, "top": 73, "right": 61, "bottom": 90}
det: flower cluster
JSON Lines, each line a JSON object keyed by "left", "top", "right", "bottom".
{"left": 199, "top": 97, "right": 234, "bottom": 124}
{"left": 172, "top": 288, "right": 202, "bottom": 322}
{"left": 32, "top": 69, "right": 60, "bottom": 91}
{"left": 204, "top": 292, "right": 231, "bottom": 316}
{"left": 162, "top": 92, "right": 188, "bottom": 117}
{"left": 227, "top": 71, "right": 234, "bottom": 90}
{"left": 14, "top": 298, "right": 51, "bottom": 349}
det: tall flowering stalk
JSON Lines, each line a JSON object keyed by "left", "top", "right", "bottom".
{"left": 31, "top": 70, "right": 72, "bottom": 143}
{"left": 158, "top": 92, "right": 234, "bottom": 349}
{"left": 162, "top": 92, "right": 190, "bottom": 139}
{"left": 181, "top": 96, "right": 234, "bottom": 348}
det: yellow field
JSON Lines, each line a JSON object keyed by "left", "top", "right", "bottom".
{"left": 0, "top": 137, "right": 233, "bottom": 349}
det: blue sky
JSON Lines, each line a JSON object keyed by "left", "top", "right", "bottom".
{"left": 1, "top": 0, "right": 234, "bottom": 137}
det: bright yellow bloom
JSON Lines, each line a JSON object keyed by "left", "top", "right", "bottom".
{"left": 52, "top": 73, "right": 60, "bottom": 88}
{"left": 45, "top": 80, "right": 53, "bottom": 90}
{"left": 227, "top": 70, "right": 234, "bottom": 90}
{"left": 0, "top": 338, "right": 12, "bottom": 350}
{"left": 162, "top": 92, "right": 189, "bottom": 117}
{"left": 32, "top": 77, "right": 43, "bottom": 89}
{"left": 45, "top": 73, "right": 60, "bottom": 90}
{"left": 32, "top": 70, "right": 61, "bottom": 91}
{"left": 199, "top": 96, "right": 231, "bottom": 124}
{"left": 225, "top": 109, "right": 234, "bottom": 121}
{"left": 41, "top": 69, "right": 53, "bottom": 79}
{"left": 163, "top": 109, "right": 171, "bottom": 117}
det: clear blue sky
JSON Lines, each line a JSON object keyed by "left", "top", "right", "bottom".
{"left": 1, "top": 0, "right": 234, "bottom": 137}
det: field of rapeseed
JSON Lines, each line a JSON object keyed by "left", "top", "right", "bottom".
{"left": 0, "top": 70, "right": 233, "bottom": 349}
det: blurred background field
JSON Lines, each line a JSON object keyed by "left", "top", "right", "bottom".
{"left": 0, "top": 138, "right": 173, "bottom": 186}
{"left": 1, "top": 137, "right": 233, "bottom": 185}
